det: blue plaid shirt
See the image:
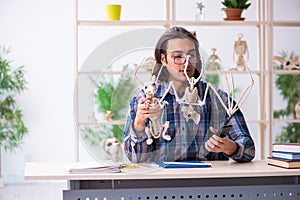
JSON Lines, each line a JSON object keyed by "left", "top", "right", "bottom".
{"left": 123, "top": 81, "right": 255, "bottom": 163}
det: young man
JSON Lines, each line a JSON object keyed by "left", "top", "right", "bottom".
{"left": 123, "top": 26, "right": 255, "bottom": 163}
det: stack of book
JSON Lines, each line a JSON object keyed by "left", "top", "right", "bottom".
{"left": 267, "top": 143, "right": 300, "bottom": 169}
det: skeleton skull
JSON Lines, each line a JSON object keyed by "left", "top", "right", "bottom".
{"left": 102, "top": 137, "right": 123, "bottom": 162}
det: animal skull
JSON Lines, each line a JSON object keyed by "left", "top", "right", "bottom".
{"left": 101, "top": 137, "right": 123, "bottom": 162}
{"left": 274, "top": 55, "right": 300, "bottom": 70}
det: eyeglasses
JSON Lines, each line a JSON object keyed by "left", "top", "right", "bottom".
{"left": 168, "top": 54, "right": 198, "bottom": 65}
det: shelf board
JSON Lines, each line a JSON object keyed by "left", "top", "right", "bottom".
{"left": 272, "top": 21, "right": 300, "bottom": 27}
{"left": 78, "top": 69, "right": 300, "bottom": 76}
{"left": 77, "top": 70, "right": 266, "bottom": 76}
{"left": 245, "top": 119, "right": 268, "bottom": 124}
{"left": 174, "top": 20, "right": 262, "bottom": 27}
{"left": 77, "top": 20, "right": 300, "bottom": 28}
{"left": 272, "top": 70, "right": 300, "bottom": 75}
{"left": 78, "top": 119, "right": 267, "bottom": 126}
{"left": 78, "top": 71, "right": 133, "bottom": 75}
{"left": 77, "top": 20, "right": 170, "bottom": 27}
{"left": 79, "top": 120, "right": 126, "bottom": 126}
{"left": 273, "top": 119, "right": 300, "bottom": 123}
{"left": 204, "top": 70, "right": 264, "bottom": 75}
{"left": 77, "top": 20, "right": 263, "bottom": 27}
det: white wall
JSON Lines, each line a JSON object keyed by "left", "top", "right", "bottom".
{"left": 0, "top": 0, "right": 75, "bottom": 183}
{"left": 0, "top": 0, "right": 299, "bottom": 184}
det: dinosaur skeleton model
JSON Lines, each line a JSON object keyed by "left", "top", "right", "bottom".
{"left": 134, "top": 58, "right": 171, "bottom": 145}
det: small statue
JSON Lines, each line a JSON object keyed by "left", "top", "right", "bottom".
{"left": 195, "top": 1, "right": 205, "bottom": 21}
{"left": 233, "top": 33, "right": 249, "bottom": 71}
{"left": 104, "top": 110, "right": 113, "bottom": 121}
{"left": 208, "top": 48, "right": 222, "bottom": 70}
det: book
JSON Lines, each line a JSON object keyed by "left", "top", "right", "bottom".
{"left": 68, "top": 162, "right": 121, "bottom": 174}
{"left": 272, "top": 143, "right": 300, "bottom": 153}
{"left": 272, "top": 151, "right": 300, "bottom": 160}
{"left": 267, "top": 157, "right": 300, "bottom": 169}
{"left": 156, "top": 160, "right": 212, "bottom": 168}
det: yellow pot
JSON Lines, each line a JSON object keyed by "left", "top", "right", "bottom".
{"left": 105, "top": 4, "right": 121, "bottom": 20}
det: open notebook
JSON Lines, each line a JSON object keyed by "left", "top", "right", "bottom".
{"left": 68, "top": 161, "right": 122, "bottom": 174}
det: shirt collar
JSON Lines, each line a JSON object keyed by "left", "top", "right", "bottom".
{"left": 155, "top": 81, "right": 175, "bottom": 98}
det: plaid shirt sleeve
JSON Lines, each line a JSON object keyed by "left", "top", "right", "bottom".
{"left": 207, "top": 86, "right": 255, "bottom": 162}
{"left": 226, "top": 108, "right": 256, "bottom": 162}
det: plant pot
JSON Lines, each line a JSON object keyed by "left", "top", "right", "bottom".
{"left": 224, "top": 8, "right": 245, "bottom": 21}
{"left": 105, "top": 4, "right": 122, "bottom": 20}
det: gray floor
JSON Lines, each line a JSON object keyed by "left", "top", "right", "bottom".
{"left": 0, "top": 181, "right": 67, "bottom": 200}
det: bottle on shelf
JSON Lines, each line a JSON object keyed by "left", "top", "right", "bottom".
{"left": 195, "top": 1, "right": 205, "bottom": 21}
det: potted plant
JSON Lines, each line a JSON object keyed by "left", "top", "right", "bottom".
{"left": 221, "top": 0, "right": 251, "bottom": 21}
{"left": 80, "top": 64, "right": 135, "bottom": 162}
{"left": 82, "top": 64, "right": 135, "bottom": 143}
{"left": 273, "top": 51, "right": 300, "bottom": 143}
{"left": 0, "top": 47, "right": 28, "bottom": 186}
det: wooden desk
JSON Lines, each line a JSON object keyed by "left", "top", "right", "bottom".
{"left": 25, "top": 160, "right": 300, "bottom": 200}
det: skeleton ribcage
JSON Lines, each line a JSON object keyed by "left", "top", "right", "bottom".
{"left": 182, "top": 87, "right": 199, "bottom": 104}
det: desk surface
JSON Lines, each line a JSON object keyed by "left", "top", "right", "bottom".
{"left": 24, "top": 160, "right": 300, "bottom": 181}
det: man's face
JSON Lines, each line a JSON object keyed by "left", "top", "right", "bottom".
{"left": 161, "top": 38, "right": 197, "bottom": 83}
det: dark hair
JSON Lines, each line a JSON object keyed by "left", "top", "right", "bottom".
{"left": 153, "top": 26, "right": 202, "bottom": 82}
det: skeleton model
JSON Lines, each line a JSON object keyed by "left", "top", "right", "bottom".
{"left": 161, "top": 55, "right": 209, "bottom": 124}
{"left": 233, "top": 33, "right": 249, "bottom": 71}
{"left": 209, "top": 63, "right": 254, "bottom": 118}
{"left": 135, "top": 58, "right": 171, "bottom": 145}
{"left": 274, "top": 55, "right": 300, "bottom": 70}
{"left": 101, "top": 137, "right": 123, "bottom": 162}
{"left": 167, "top": 54, "right": 253, "bottom": 123}
{"left": 208, "top": 48, "right": 222, "bottom": 70}
{"left": 162, "top": 55, "right": 253, "bottom": 124}
{"left": 135, "top": 53, "right": 254, "bottom": 141}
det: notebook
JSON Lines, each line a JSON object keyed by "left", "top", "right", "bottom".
{"left": 156, "top": 160, "right": 212, "bottom": 168}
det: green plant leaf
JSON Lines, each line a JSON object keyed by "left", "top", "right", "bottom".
{"left": 273, "top": 50, "right": 300, "bottom": 143}
{"left": 91, "top": 64, "right": 135, "bottom": 144}
{"left": 0, "top": 46, "right": 28, "bottom": 152}
{"left": 221, "top": 0, "right": 251, "bottom": 10}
